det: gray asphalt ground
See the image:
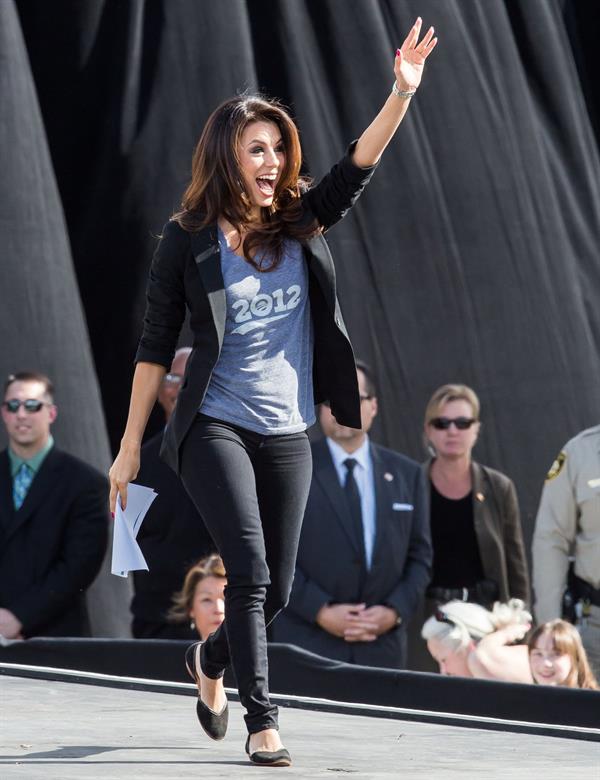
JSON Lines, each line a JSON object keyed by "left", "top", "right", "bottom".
{"left": 0, "top": 675, "right": 598, "bottom": 780}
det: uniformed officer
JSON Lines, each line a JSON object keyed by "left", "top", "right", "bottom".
{"left": 532, "top": 425, "right": 600, "bottom": 676}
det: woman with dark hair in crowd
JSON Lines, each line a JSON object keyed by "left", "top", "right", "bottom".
{"left": 423, "top": 384, "right": 530, "bottom": 608}
{"left": 169, "top": 554, "right": 226, "bottom": 641}
{"left": 528, "top": 619, "right": 599, "bottom": 690}
{"left": 109, "top": 18, "right": 437, "bottom": 766}
{"left": 422, "top": 599, "right": 533, "bottom": 682}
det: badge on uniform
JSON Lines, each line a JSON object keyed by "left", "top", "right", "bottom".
{"left": 546, "top": 451, "right": 566, "bottom": 481}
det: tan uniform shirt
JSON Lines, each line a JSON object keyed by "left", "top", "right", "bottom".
{"left": 532, "top": 425, "right": 600, "bottom": 623}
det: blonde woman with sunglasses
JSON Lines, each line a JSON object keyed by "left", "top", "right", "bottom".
{"left": 422, "top": 384, "right": 530, "bottom": 611}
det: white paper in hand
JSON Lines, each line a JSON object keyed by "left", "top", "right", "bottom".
{"left": 111, "top": 483, "right": 158, "bottom": 577}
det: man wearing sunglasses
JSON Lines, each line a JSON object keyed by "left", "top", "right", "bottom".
{"left": 0, "top": 371, "right": 108, "bottom": 639}
{"left": 272, "top": 362, "right": 431, "bottom": 669}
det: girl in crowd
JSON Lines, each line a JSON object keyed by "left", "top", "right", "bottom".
{"left": 109, "top": 17, "right": 437, "bottom": 767}
{"left": 423, "top": 384, "right": 530, "bottom": 607}
{"left": 528, "top": 619, "right": 599, "bottom": 690}
{"left": 169, "top": 554, "right": 226, "bottom": 641}
{"left": 422, "top": 599, "right": 533, "bottom": 683}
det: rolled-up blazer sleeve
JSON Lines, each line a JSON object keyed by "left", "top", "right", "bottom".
{"left": 135, "top": 220, "right": 188, "bottom": 368}
{"left": 305, "top": 141, "right": 379, "bottom": 231}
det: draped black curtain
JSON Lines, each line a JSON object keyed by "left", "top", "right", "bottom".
{"left": 6, "top": 0, "right": 600, "bottom": 551}
{"left": 0, "top": 0, "right": 133, "bottom": 636}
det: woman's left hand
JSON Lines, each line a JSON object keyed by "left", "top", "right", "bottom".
{"left": 395, "top": 17, "right": 438, "bottom": 93}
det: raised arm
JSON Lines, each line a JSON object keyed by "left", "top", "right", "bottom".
{"left": 352, "top": 17, "right": 437, "bottom": 169}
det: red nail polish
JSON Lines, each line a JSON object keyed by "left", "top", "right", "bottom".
{"left": 111, "top": 512, "right": 115, "bottom": 520}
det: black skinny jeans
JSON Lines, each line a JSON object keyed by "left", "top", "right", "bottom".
{"left": 180, "top": 413, "right": 312, "bottom": 733}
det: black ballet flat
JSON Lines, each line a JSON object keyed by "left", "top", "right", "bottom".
{"left": 245, "top": 735, "right": 292, "bottom": 767}
{"left": 185, "top": 641, "right": 228, "bottom": 741}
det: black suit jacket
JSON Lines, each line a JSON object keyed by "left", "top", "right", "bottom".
{"left": 131, "top": 431, "right": 216, "bottom": 638}
{"left": 134, "top": 144, "right": 378, "bottom": 474}
{"left": 271, "top": 438, "right": 432, "bottom": 669}
{"left": 0, "top": 447, "right": 109, "bottom": 637}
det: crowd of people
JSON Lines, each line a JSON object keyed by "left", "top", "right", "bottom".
{"left": 1, "top": 364, "right": 597, "bottom": 697}
{"left": 1, "top": 19, "right": 598, "bottom": 766}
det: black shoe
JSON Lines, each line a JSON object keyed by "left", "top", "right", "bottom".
{"left": 185, "top": 641, "right": 228, "bottom": 741}
{"left": 245, "top": 735, "right": 292, "bottom": 767}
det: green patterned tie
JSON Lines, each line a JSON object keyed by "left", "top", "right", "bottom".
{"left": 13, "top": 463, "right": 34, "bottom": 510}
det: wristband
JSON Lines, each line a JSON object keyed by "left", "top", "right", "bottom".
{"left": 392, "top": 82, "right": 416, "bottom": 99}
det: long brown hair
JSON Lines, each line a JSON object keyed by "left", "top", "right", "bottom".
{"left": 173, "top": 94, "right": 319, "bottom": 271}
{"left": 528, "top": 620, "right": 599, "bottom": 690}
{"left": 168, "top": 554, "right": 226, "bottom": 624}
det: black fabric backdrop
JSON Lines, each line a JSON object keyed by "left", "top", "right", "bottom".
{"left": 0, "top": 0, "right": 132, "bottom": 637}
{"left": 5, "top": 0, "right": 600, "bottom": 555}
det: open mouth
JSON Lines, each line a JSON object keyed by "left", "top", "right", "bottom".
{"left": 256, "top": 175, "right": 277, "bottom": 196}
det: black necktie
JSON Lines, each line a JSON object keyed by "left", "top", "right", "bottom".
{"left": 343, "top": 458, "right": 366, "bottom": 566}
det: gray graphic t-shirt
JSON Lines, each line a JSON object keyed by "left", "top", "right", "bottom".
{"left": 200, "top": 229, "right": 315, "bottom": 434}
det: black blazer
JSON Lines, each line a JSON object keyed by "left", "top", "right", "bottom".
{"left": 424, "top": 459, "right": 530, "bottom": 603}
{"left": 131, "top": 431, "right": 216, "bottom": 636}
{"left": 135, "top": 145, "right": 378, "bottom": 473}
{"left": 0, "top": 447, "right": 109, "bottom": 637}
{"left": 271, "top": 438, "right": 432, "bottom": 669}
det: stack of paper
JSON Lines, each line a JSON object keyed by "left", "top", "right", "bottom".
{"left": 111, "top": 483, "right": 158, "bottom": 578}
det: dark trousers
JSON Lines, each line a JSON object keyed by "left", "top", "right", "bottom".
{"left": 180, "top": 414, "right": 312, "bottom": 733}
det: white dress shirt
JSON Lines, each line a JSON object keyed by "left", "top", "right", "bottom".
{"left": 326, "top": 435, "right": 376, "bottom": 568}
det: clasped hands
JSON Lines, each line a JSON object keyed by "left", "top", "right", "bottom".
{"left": 316, "top": 602, "right": 398, "bottom": 642}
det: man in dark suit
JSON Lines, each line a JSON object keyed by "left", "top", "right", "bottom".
{"left": 0, "top": 371, "right": 108, "bottom": 638}
{"left": 272, "top": 363, "right": 431, "bottom": 669}
{"left": 131, "top": 348, "right": 215, "bottom": 639}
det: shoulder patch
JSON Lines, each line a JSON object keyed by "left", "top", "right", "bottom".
{"left": 546, "top": 451, "right": 566, "bottom": 481}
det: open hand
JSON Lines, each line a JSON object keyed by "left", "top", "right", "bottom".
{"left": 395, "top": 17, "right": 438, "bottom": 93}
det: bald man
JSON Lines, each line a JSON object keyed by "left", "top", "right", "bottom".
{"left": 131, "top": 348, "right": 216, "bottom": 639}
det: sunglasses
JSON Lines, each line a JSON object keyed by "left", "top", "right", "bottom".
{"left": 3, "top": 399, "right": 49, "bottom": 413}
{"left": 429, "top": 416, "right": 477, "bottom": 431}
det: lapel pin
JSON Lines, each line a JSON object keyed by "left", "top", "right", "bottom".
{"left": 384, "top": 472, "right": 394, "bottom": 482}
{"left": 476, "top": 492, "right": 485, "bottom": 502}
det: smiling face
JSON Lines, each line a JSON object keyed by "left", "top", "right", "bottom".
{"left": 2, "top": 380, "right": 57, "bottom": 456}
{"left": 427, "top": 636, "right": 473, "bottom": 677}
{"left": 238, "top": 120, "right": 285, "bottom": 218}
{"left": 529, "top": 631, "right": 573, "bottom": 687}
{"left": 425, "top": 399, "right": 480, "bottom": 461}
{"left": 189, "top": 575, "right": 226, "bottom": 641}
